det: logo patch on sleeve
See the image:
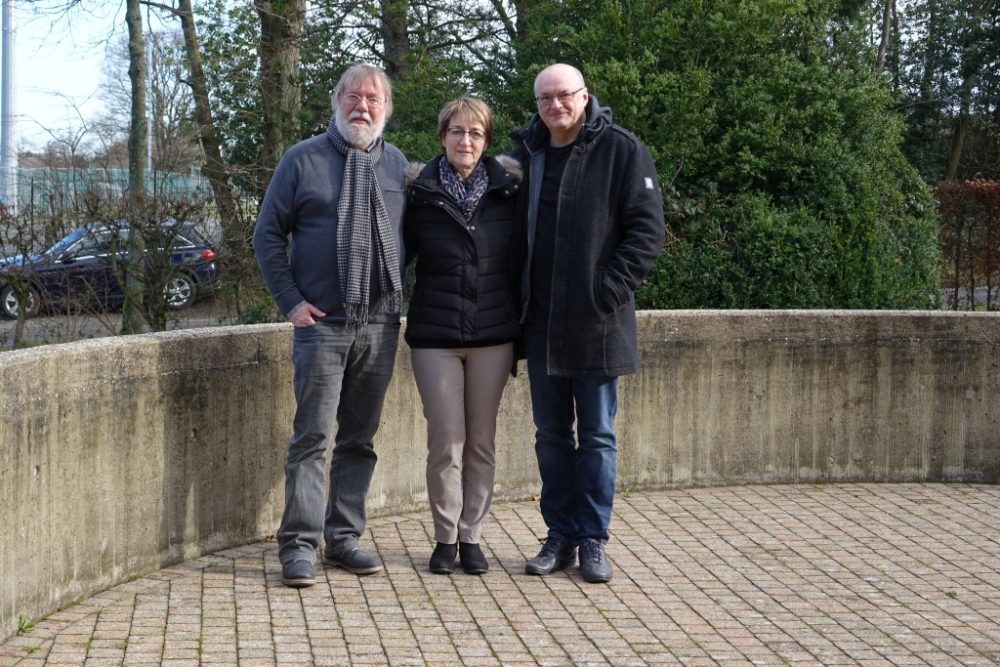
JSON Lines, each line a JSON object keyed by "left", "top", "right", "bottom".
{"left": 644, "top": 177, "right": 654, "bottom": 190}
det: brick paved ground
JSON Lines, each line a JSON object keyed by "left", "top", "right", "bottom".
{"left": 2, "top": 484, "right": 998, "bottom": 666}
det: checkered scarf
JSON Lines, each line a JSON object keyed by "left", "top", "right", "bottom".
{"left": 327, "top": 117, "right": 402, "bottom": 326}
{"left": 438, "top": 158, "right": 489, "bottom": 221}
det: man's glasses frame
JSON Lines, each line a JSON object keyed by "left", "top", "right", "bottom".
{"left": 535, "top": 86, "right": 585, "bottom": 108}
{"left": 342, "top": 92, "right": 384, "bottom": 109}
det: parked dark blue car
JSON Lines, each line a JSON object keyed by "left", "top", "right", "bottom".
{"left": 0, "top": 221, "right": 221, "bottom": 319}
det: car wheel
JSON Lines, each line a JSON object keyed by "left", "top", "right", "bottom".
{"left": 164, "top": 273, "right": 197, "bottom": 310}
{"left": 0, "top": 284, "right": 41, "bottom": 319}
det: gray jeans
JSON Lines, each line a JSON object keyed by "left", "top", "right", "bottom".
{"left": 277, "top": 320, "right": 400, "bottom": 565}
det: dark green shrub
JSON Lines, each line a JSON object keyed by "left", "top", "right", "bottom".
{"left": 538, "top": 0, "right": 942, "bottom": 309}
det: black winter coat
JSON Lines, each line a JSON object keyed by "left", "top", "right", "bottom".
{"left": 511, "top": 96, "right": 666, "bottom": 376}
{"left": 403, "top": 155, "right": 523, "bottom": 348}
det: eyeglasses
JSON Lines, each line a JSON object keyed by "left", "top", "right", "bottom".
{"left": 534, "top": 86, "right": 585, "bottom": 108}
{"left": 342, "top": 92, "right": 384, "bottom": 109}
{"left": 446, "top": 127, "right": 487, "bottom": 142}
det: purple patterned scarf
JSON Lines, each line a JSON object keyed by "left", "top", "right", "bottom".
{"left": 438, "top": 158, "right": 489, "bottom": 221}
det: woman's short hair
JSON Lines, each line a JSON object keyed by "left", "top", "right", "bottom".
{"left": 331, "top": 64, "right": 394, "bottom": 119}
{"left": 436, "top": 97, "right": 494, "bottom": 147}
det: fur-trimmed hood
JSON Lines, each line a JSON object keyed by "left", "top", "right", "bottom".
{"left": 405, "top": 154, "right": 523, "bottom": 188}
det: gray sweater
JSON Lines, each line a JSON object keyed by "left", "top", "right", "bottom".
{"left": 253, "top": 133, "right": 408, "bottom": 322}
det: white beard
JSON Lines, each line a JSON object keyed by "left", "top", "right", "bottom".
{"left": 335, "top": 109, "right": 386, "bottom": 149}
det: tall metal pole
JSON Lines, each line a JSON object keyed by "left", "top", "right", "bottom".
{"left": 0, "top": 0, "right": 17, "bottom": 214}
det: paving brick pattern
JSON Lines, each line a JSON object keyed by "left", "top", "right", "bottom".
{"left": 3, "top": 484, "right": 998, "bottom": 666}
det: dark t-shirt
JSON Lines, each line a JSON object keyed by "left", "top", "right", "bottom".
{"left": 527, "top": 143, "right": 573, "bottom": 328}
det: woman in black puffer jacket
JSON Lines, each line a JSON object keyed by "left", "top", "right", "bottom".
{"left": 404, "top": 97, "right": 522, "bottom": 577}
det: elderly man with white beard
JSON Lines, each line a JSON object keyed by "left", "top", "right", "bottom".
{"left": 254, "top": 63, "right": 408, "bottom": 588}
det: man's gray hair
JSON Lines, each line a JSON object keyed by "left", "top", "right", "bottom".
{"left": 331, "top": 64, "right": 394, "bottom": 120}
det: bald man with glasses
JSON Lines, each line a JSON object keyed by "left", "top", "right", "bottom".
{"left": 511, "top": 63, "right": 666, "bottom": 583}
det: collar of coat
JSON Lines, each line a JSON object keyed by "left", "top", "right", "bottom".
{"left": 405, "top": 154, "right": 523, "bottom": 189}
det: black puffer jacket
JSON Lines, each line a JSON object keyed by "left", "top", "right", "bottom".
{"left": 404, "top": 155, "right": 523, "bottom": 348}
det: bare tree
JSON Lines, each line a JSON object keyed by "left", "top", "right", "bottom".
{"left": 22, "top": 98, "right": 98, "bottom": 242}
{"left": 99, "top": 31, "right": 203, "bottom": 176}
{"left": 121, "top": 0, "right": 149, "bottom": 334}
{"left": 0, "top": 208, "right": 44, "bottom": 347}
{"left": 876, "top": 0, "right": 896, "bottom": 74}
{"left": 124, "top": 0, "right": 148, "bottom": 192}
{"left": 171, "top": 0, "right": 239, "bottom": 233}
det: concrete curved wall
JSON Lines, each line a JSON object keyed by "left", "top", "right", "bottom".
{"left": 2, "top": 310, "right": 998, "bottom": 641}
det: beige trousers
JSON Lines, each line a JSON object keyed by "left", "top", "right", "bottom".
{"left": 411, "top": 343, "right": 513, "bottom": 544}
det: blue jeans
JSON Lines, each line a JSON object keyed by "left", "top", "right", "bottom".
{"left": 524, "top": 330, "right": 618, "bottom": 543}
{"left": 278, "top": 321, "right": 400, "bottom": 566}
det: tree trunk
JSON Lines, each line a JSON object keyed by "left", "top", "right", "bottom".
{"left": 175, "top": 0, "right": 240, "bottom": 250}
{"left": 381, "top": 0, "right": 410, "bottom": 79}
{"left": 918, "top": 0, "right": 939, "bottom": 107}
{"left": 510, "top": 0, "right": 535, "bottom": 63}
{"left": 488, "top": 0, "right": 517, "bottom": 43}
{"left": 126, "top": 0, "right": 147, "bottom": 194}
{"left": 889, "top": 0, "right": 901, "bottom": 88}
{"left": 256, "top": 0, "right": 305, "bottom": 195}
{"left": 121, "top": 0, "right": 147, "bottom": 335}
{"left": 875, "top": 0, "right": 894, "bottom": 74}
{"left": 944, "top": 111, "right": 969, "bottom": 181}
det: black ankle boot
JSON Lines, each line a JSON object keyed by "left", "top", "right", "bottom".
{"left": 459, "top": 542, "right": 489, "bottom": 575}
{"left": 429, "top": 542, "right": 457, "bottom": 574}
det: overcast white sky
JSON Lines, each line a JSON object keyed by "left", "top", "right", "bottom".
{"left": 1, "top": 1, "right": 162, "bottom": 151}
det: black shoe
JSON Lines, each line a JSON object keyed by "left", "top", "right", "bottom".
{"left": 525, "top": 536, "right": 577, "bottom": 576}
{"left": 429, "top": 542, "right": 457, "bottom": 574}
{"left": 578, "top": 538, "right": 612, "bottom": 583}
{"left": 459, "top": 542, "right": 489, "bottom": 575}
{"left": 281, "top": 559, "right": 316, "bottom": 588}
{"left": 322, "top": 547, "right": 383, "bottom": 575}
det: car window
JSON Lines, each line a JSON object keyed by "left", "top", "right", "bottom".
{"left": 173, "top": 233, "right": 196, "bottom": 249}
{"left": 70, "top": 230, "right": 114, "bottom": 257}
{"left": 48, "top": 229, "right": 86, "bottom": 256}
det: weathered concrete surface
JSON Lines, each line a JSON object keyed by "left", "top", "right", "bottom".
{"left": 0, "top": 326, "right": 292, "bottom": 645}
{"left": 1, "top": 310, "right": 998, "bottom": 643}
{"left": 622, "top": 310, "right": 1000, "bottom": 487}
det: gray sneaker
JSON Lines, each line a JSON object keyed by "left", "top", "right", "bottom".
{"left": 323, "top": 547, "right": 383, "bottom": 575}
{"left": 578, "top": 538, "right": 612, "bottom": 583}
{"left": 281, "top": 559, "right": 316, "bottom": 588}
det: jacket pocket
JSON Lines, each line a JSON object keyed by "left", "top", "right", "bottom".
{"left": 593, "top": 267, "right": 625, "bottom": 316}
